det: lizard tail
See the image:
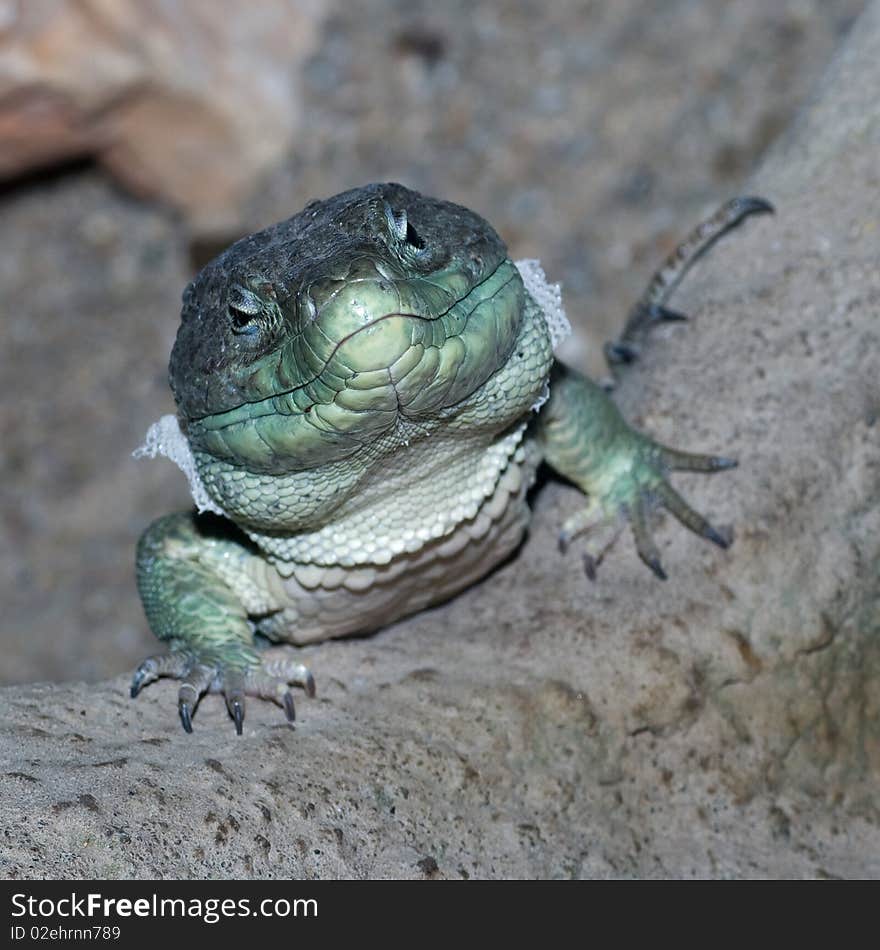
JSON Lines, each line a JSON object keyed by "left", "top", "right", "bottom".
{"left": 604, "top": 196, "right": 774, "bottom": 369}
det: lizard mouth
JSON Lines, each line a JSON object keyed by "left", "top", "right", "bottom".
{"left": 184, "top": 259, "right": 524, "bottom": 472}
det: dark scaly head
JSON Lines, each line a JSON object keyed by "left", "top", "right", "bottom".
{"left": 170, "top": 183, "right": 525, "bottom": 473}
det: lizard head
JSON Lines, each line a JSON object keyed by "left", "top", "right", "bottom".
{"left": 171, "top": 182, "right": 526, "bottom": 473}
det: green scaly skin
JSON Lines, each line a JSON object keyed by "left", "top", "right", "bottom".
{"left": 132, "top": 183, "right": 772, "bottom": 733}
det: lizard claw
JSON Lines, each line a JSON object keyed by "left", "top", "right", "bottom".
{"left": 604, "top": 340, "right": 640, "bottom": 366}
{"left": 131, "top": 652, "right": 189, "bottom": 698}
{"left": 179, "top": 698, "right": 194, "bottom": 734}
{"left": 631, "top": 495, "right": 668, "bottom": 580}
{"left": 129, "top": 647, "right": 316, "bottom": 734}
{"left": 557, "top": 430, "right": 736, "bottom": 582}
{"left": 226, "top": 684, "right": 246, "bottom": 736}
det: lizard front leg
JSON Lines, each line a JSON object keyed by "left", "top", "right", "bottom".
{"left": 536, "top": 363, "right": 734, "bottom": 579}
{"left": 536, "top": 196, "right": 772, "bottom": 577}
{"left": 132, "top": 512, "right": 314, "bottom": 733}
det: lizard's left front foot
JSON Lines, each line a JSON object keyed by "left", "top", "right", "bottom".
{"left": 557, "top": 430, "right": 735, "bottom": 581}
{"left": 539, "top": 366, "right": 737, "bottom": 581}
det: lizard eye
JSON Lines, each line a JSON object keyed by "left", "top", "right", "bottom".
{"left": 384, "top": 203, "right": 427, "bottom": 253}
{"left": 227, "top": 285, "right": 264, "bottom": 336}
{"left": 229, "top": 307, "right": 258, "bottom": 334}
{"left": 402, "top": 216, "right": 425, "bottom": 250}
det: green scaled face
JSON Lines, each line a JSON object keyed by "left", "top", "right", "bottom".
{"left": 171, "top": 183, "right": 526, "bottom": 473}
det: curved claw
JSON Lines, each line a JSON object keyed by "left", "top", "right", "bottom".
{"left": 131, "top": 653, "right": 189, "bottom": 698}
{"left": 604, "top": 340, "right": 640, "bottom": 366}
{"left": 582, "top": 553, "right": 598, "bottom": 581}
{"left": 242, "top": 660, "right": 316, "bottom": 727}
{"left": 223, "top": 677, "right": 247, "bottom": 735}
{"left": 630, "top": 498, "right": 667, "bottom": 581}
{"left": 261, "top": 654, "right": 317, "bottom": 698}
{"left": 179, "top": 699, "right": 194, "bottom": 734}
{"left": 559, "top": 498, "right": 625, "bottom": 581}
{"left": 303, "top": 670, "right": 317, "bottom": 699}
{"left": 130, "top": 667, "right": 150, "bottom": 699}
{"left": 173, "top": 665, "right": 214, "bottom": 732}
{"left": 631, "top": 302, "right": 690, "bottom": 334}
{"left": 660, "top": 447, "right": 737, "bottom": 473}
{"left": 231, "top": 696, "right": 245, "bottom": 735}
{"left": 653, "top": 480, "right": 732, "bottom": 549}
{"left": 728, "top": 195, "right": 775, "bottom": 219}
{"left": 651, "top": 305, "right": 688, "bottom": 323}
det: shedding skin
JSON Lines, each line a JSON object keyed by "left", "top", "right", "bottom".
{"left": 131, "top": 184, "right": 771, "bottom": 733}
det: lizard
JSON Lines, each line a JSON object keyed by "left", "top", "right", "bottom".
{"left": 132, "top": 182, "right": 772, "bottom": 734}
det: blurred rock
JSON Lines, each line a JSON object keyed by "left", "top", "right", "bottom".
{"left": 0, "top": 0, "right": 321, "bottom": 230}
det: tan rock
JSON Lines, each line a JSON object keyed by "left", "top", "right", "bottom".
{"left": 0, "top": 0, "right": 321, "bottom": 230}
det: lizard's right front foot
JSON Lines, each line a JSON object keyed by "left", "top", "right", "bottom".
{"left": 135, "top": 512, "right": 315, "bottom": 734}
{"left": 130, "top": 646, "right": 316, "bottom": 734}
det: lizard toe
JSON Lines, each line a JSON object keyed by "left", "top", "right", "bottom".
{"left": 130, "top": 645, "right": 315, "bottom": 733}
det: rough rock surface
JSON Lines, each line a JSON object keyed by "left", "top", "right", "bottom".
{"left": 2, "top": 4, "right": 879, "bottom": 878}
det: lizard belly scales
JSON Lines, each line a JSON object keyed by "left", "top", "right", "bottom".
{"left": 257, "top": 437, "right": 540, "bottom": 645}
